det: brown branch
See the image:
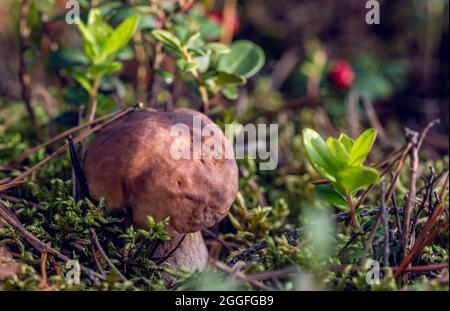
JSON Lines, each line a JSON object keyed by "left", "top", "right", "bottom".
{"left": 402, "top": 128, "right": 419, "bottom": 258}
{"left": 18, "top": 0, "right": 39, "bottom": 137}
{"left": 1, "top": 105, "right": 140, "bottom": 192}
{"left": 346, "top": 90, "right": 360, "bottom": 139}
{"left": 37, "top": 250, "right": 48, "bottom": 290}
{"left": 153, "top": 234, "right": 187, "bottom": 264}
{"left": 89, "top": 229, "right": 128, "bottom": 283}
{"left": 402, "top": 120, "right": 440, "bottom": 259}
{"left": 331, "top": 262, "right": 448, "bottom": 274}
{"left": 7, "top": 107, "right": 128, "bottom": 167}
{"left": 363, "top": 98, "right": 400, "bottom": 149}
{"left": 221, "top": 0, "right": 238, "bottom": 44}
{"left": 380, "top": 180, "right": 390, "bottom": 267}
{"left": 0, "top": 194, "right": 45, "bottom": 211}
{"left": 360, "top": 141, "right": 415, "bottom": 265}
{"left": 213, "top": 261, "right": 272, "bottom": 290}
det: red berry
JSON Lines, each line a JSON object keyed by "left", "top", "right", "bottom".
{"left": 207, "top": 10, "right": 223, "bottom": 24}
{"left": 328, "top": 60, "right": 355, "bottom": 90}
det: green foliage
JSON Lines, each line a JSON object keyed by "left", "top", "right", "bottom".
{"left": 48, "top": 9, "right": 139, "bottom": 96}
{"left": 353, "top": 54, "right": 408, "bottom": 101}
{"left": 151, "top": 29, "right": 265, "bottom": 101}
{"left": 303, "top": 128, "right": 380, "bottom": 209}
{"left": 0, "top": 178, "right": 171, "bottom": 290}
{"left": 75, "top": 10, "right": 140, "bottom": 89}
{"left": 218, "top": 40, "right": 265, "bottom": 79}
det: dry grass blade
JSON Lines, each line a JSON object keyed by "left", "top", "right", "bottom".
{"left": 0, "top": 106, "right": 139, "bottom": 193}
{"left": 8, "top": 108, "right": 127, "bottom": 167}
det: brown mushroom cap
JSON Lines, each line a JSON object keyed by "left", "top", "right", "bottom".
{"left": 84, "top": 108, "right": 238, "bottom": 237}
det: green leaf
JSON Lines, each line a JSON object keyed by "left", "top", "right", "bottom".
{"left": 48, "top": 48, "right": 89, "bottom": 69}
{"left": 76, "top": 20, "right": 100, "bottom": 58}
{"left": 117, "top": 46, "right": 135, "bottom": 61}
{"left": 222, "top": 85, "right": 239, "bottom": 100}
{"left": 218, "top": 40, "right": 265, "bottom": 79}
{"left": 195, "top": 55, "right": 210, "bottom": 73}
{"left": 102, "top": 15, "right": 140, "bottom": 58}
{"left": 87, "top": 9, "right": 113, "bottom": 45}
{"left": 194, "top": 15, "right": 222, "bottom": 40}
{"left": 63, "top": 85, "right": 89, "bottom": 106}
{"left": 326, "top": 137, "right": 349, "bottom": 168}
{"left": 337, "top": 166, "right": 380, "bottom": 192}
{"left": 155, "top": 69, "right": 174, "bottom": 84}
{"left": 87, "top": 62, "right": 123, "bottom": 77}
{"left": 73, "top": 72, "right": 92, "bottom": 93}
{"left": 315, "top": 186, "right": 348, "bottom": 210}
{"left": 302, "top": 128, "right": 337, "bottom": 182}
{"left": 176, "top": 58, "right": 198, "bottom": 72}
{"left": 185, "top": 32, "right": 201, "bottom": 48}
{"left": 214, "top": 72, "right": 247, "bottom": 86}
{"left": 338, "top": 133, "right": 354, "bottom": 153}
{"left": 348, "top": 129, "right": 377, "bottom": 166}
{"left": 151, "top": 29, "right": 183, "bottom": 53}
{"left": 206, "top": 43, "right": 231, "bottom": 56}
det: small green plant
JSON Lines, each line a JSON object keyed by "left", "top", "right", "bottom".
{"left": 151, "top": 29, "right": 265, "bottom": 108}
{"left": 302, "top": 128, "right": 380, "bottom": 230}
{"left": 72, "top": 9, "right": 140, "bottom": 122}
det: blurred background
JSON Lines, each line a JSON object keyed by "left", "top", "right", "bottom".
{"left": 0, "top": 0, "right": 448, "bottom": 152}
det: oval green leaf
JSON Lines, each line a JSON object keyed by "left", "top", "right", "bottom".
{"left": 218, "top": 40, "right": 265, "bottom": 79}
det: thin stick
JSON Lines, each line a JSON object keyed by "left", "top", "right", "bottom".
{"left": 90, "top": 229, "right": 128, "bottom": 283}
{"left": 346, "top": 90, "right": 360, "bottom": 139}
{"left": 363, "top": 98, "right": 399, "bottom": 149}
{"left": 331, "top": 262, "right": 448, "bottom": 274}
{"left": 402, "top": 129, "right": 419, "bottom": 257}
{"left": 8, "top": 108, "right": 126, "bottom": 166}
{"left": 38, "top": 250, "right": 48, "bottom": 289}
{"left": 221, "top": 0, "right": 238, "bottom": 44}
{"left": 18, "top": 0, "right": 39, "bottom": 137}
{"left": 0, "top": 194, "right": 45, "bottom": 211}
{"left": 360, "top": 143, "right": 412, "bottom": 265}
{"left": 391, "top": 192, "right": 403, "bottom": 236}
{"left": 380, "top": 180, "right": 390, "bottom": 267}
{"left": 345, "top": 192, "right": 363, "bottom": 232}
{"left": 1, "top": 107, "right": 136, "bottom": 192}
{"left": 91, "top": 244, "right": 106, "bottom": 277}
{"left": 67, "top": 135, "right": 91, "bottom": 200}
{"left": 213, "top": 261, "right": 272, "bottom": 290}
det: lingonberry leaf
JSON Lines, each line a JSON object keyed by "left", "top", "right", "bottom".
{"left": 338, "top": 133, "right": 354, "bottom": 153}
{"left": 303, "top": 129, "right": 337, "bottom": 182}
{"left": 326, "top": 137, "right": 350, "bottom": 168}
{"left": 337, "top": 166, "right": 380, "bottom": 193}
{"left": 315, "top": 186, "right": 348, "bottom": 210}
{"left": 151, "top": 29, "right": 183, "bottom": 53}
{"left": 218, "top": 40, "right": 265, "bottom": 79}
{"left": 348, "top": 129, "right": 377, "bottom": 166}
{"left": 102, "top": 14, "right": 140, "bottom": 58}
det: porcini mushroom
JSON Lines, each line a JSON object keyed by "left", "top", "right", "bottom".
{"left": 84, "top": 108, "right": 238, "bottom": 271}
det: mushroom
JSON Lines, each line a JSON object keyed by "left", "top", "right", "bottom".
{"left": 84, "top": 108, "right": 238, "bottom": 271}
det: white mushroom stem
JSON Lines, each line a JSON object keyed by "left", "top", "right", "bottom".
{"left": 153, "top": 232, "right": 208, "bottom": 272}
